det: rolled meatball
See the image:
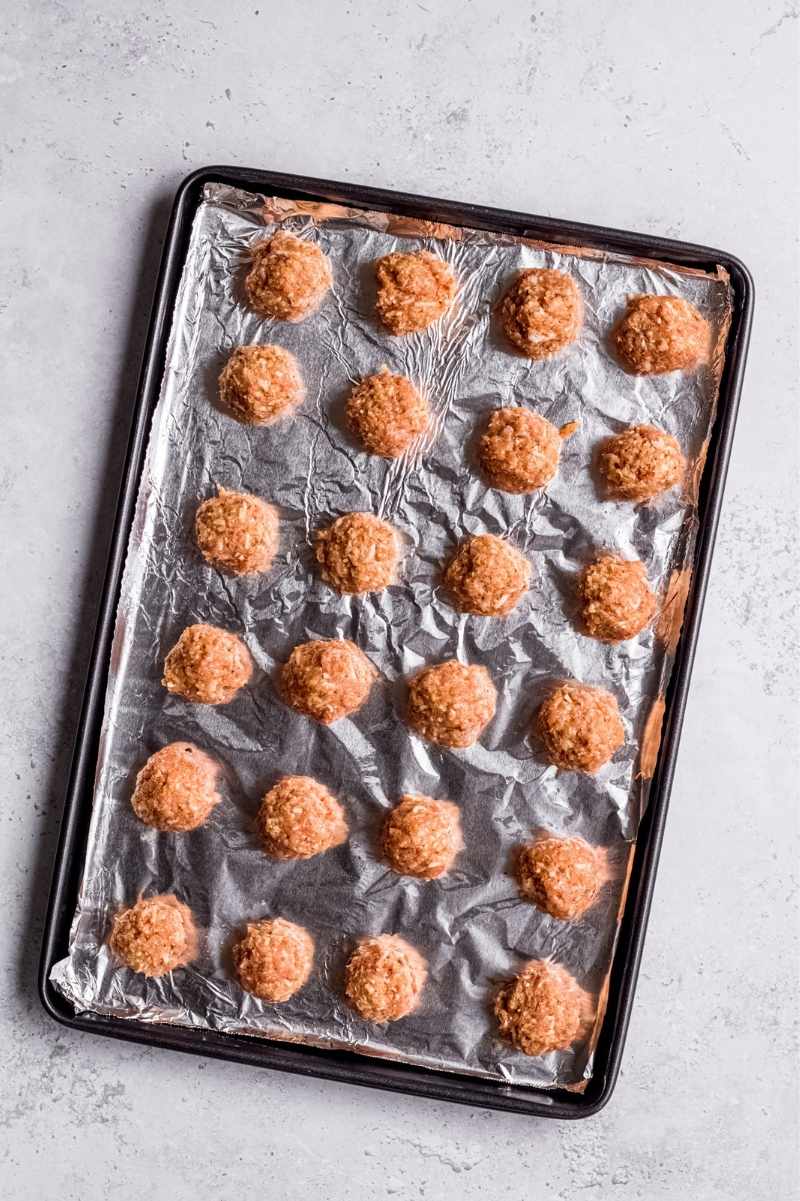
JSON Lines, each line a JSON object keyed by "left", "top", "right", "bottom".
{"left": 195, "top": 489, "right": 279, "bottom": 576}
{"left": 257, "top": 775, "right": 347, "bottom": 860}
{"left": 345, "top": 934, "right": 427, "bottom": 1022}
{"left": 536, "top": 682, "right": 624, "bottom": 773}
{"left": 346, "top": 369, "right": 429, "bottom": 458}
{"left": 162, "top": 624, "right": 252, "bottom": 705}
{"left": 517, "top": 836, "right": 602, "bottom": 920}
{"left": 613, "top": 295, "right": 709, "bottom": 374}
{"left": 443, "top": 533, "right": 531, "bottom": 617}
{"left": 245, "top": 231, "right": 332, "bottom": 321}
{"left": 478, "top": 407, "right": 572, "bottom": 493}
{"left": 598, "top": 424, "right": 686, "bottom": 502}
{"left": 499, "top": 268, "right": 582, "bottom": 359}
{"left": 382, "top": 794, "right": 463, "bottom": 879}
{"left": 579, "top": 554, "right": 657, "bottom": 642}
{"left": 218, "top": 344, "right": 304, "bottom": 426}
{"left": 130, "top": 741, "right": 221, "bottom": 832}
{"left": 374, "top": 250, "right": 456, "bottom": 335}
{"left": 233, "top": 917, "right": 314, "bottom": 1002}
{"left": 495, "top": 959, "right": 584, "bottom": 1057}
{"left": 109, "top": 894, "right": 196, "bottom": 977}
{"left": 407, "top": 660, "right": 496, "bottom": 749}
{"left": 280, "top": 638, "right": 376, "bottom": 724}
{"left": 315, "top": 512, "right": 399, "bottom": 595}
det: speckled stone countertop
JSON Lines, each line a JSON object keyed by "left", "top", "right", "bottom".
{"left": 1, "top": 3, "right": 797, "bottom": 1198}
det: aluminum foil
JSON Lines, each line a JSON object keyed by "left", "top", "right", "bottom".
{"left": 50, "top": 182, "right": 731, "bottom": 1088}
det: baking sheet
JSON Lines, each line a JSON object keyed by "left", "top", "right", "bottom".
{"left": 50, "top": 182, "right": 731, "bottom": 1087}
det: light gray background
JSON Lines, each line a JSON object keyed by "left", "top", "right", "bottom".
{"left": 1, "top": 2, "right": 797, "bottom": 1198}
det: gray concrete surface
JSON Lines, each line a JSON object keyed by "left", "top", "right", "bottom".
{"left": 1, "top": 2, "right": 798, "bottom": 1198}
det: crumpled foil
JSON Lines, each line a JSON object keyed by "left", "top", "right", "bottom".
{"left": 50, "top": 182, "right": 731, "bottom": 1088}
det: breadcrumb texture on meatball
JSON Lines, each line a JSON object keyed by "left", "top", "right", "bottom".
{"left": 346, "top": 370, "right": 430, "bottom": 458}
{"left": 495, "top": 959, "right": 584, "bottom": 1057}
{"left": 613, "top": 294, "right": 709, "bottom": 374}
{"left": 374, "top": 250, "right": 456, "bottom": 335}
{"left": 233, "top": 917, "right": 314, "bottom": 1002}
{"left": 537, "top": 682, "right": 624, "bottom": 773}
{"left": 382, "top": 794, "right": 463, "bottom": 879}
{"left": 345, "top": 934, "right": 428, "bottom": 1022}
{"left": 245, "top": 231, "right": 332, "bottom": 321}
{"left": 257, "top": 775, "right": 347, "bottom": 860}
{"left": 499, "top": 268, "right": 582, "bottom": 360}
{"left": 477, "top": 407, "right": 565, "bottom": 493}
{"left": 280, "top": 639, "right": 376, "bottom": 724}
{"left": 131, "top": 741, "right": 221, "bottom": 832}
{"left": 579, "top": 554, "right": 657, "bottom": 642}
{"left": 195, "top": 489, "right": 279, "bottom": 576}
{"left": 109, "top": 894, "right": 196, "bottom": 977}
{"left": 407, "top": 659, "right": 496, "bottom": 749}
{"left": 315, "top": 512, "right": 399, "bottom": 594}
{"left": 517, "top": 836, "right": 603, "bottom": 920}
{"left": 444, "top": 533, "right": 531, "bottom": 617}
{"left": 163, "top": 623, "right": 252, "bottom": 705}
{"left": 218, "top": 344, "right": 304, "bottom": 426}
{"left": 598, "top": 424, "right": 686, "bottom": 502}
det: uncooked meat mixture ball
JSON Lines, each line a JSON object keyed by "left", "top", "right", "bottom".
{"left": 109, "top": 894, "right": 196, "bottom": 977}
{"left": 195, "top": 489, "right": 279, "bottom": 576}
{"left": 579, "top": 554, "right": 657, "bottom": 642}
{"left": 494, "top": 959, "right": 584, "bottom": 1057}
{"left": 598, "top": 424, "right": 686, "bottom": 502}
{"left": 245, "top": 231, "right": 332, "bottom": 321}
{"left": 444, "top": 533, "right": 531, "bottom": 617}
{"left": 315, "top": 512, "right": 399, "bottom": 595}
{"left": 499, "top": 268, "right": 582, "bottom": 360}
{"left": 345, "top": 369, "right": 430, "bottom": 458}
{"left": 517, "top": 836, "right": 602, "bottom": 921}
{"left": 219, "top": 344, "right": 304, "bottom": 426}
{"left": 407, "top": 660, "right": 496, "bottom": 749}
{"left": 477, "top": 407, "right": 570, "bottom": 493}
{"left": 257, "top": 775, "right": 348, "bottom": 861}
{"left": 162, "top": 623, "right": 252, "bottom": 705}
{"left": 233, "top": 917, "right": 314, "bottom": 1002}
{"left": 374, "top": 250, "right": 456, "bottom": 335}
{"left": 130, "top": 741, "right": 221, "bottom": 832}
{"left": 382, "top": 794, "right": 463, "bottom": 879}
{"left": 613, "top": 294, "right": 709, "bottom": 374}
{"left": 536, "top": 682, "right": 624, "bottom": 773}
{"left": 345, "top": 934, "right": 427, "bottom": 1023}
{"left": 280, "top": 638, "right": 376, "bottom": 724}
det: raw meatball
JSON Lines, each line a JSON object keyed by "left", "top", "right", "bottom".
{"left": 257, "top": 775, "right": 348, "bottom": 860}
{"left": 495, "top": 959, "right": 584, "bottom": 1057}
{"left": 109, "top": 894, "right": 196, "bottom": 977}
{"left": 130, "top": 742, "right": 221, "bottom": 832}
{"left": 245, "top": 231, "right": 332, "bottom": 321}
{"left": 598, "top": 424, "right": 686, "bottom": 502}
{"left": 345, "top": 934, "right": 427, "bottom": 1022}
{"left": 315, "top": 512, "right": 399, "bottom": 594}
{"left": 346, "top": 369, "right": 429, "bottom": 458}
{"left": 280, "top": 639, "right": 376, "bottom": 724}
{"left": 579, "top": 554, "right": 657, "bottom": 642}
{"left": 444, "top": 533, "right": 531, "bottom": 617}
{"left": 537, "top": 682, "right": 624, "bottom": 773}
{"left": 233, "top": 917, "right": 314, "bottom": 1002}
{"left": 374, "top": 250, "right": 456, "bottom": 335}
{"left": 219, "top": 344, "right": 304, "bottom": 426}
{"left": 162, "top": 623, "right": 252, "bottom": 705}
{"left": 195, "top": 489, "right": 279, "bottom": 576}
{"left": 517, "top": 836, "right": 602, "bottom": 920}
{"left": 613, "top": 295, "right": 709, "bottom": 374}
{"left": 477, "top": 407, "right": 572, "bottom": 493}
{"left": 499, "top": 268, "right": 582, "bottom": 359}
{"left": 407, "top": 660, "right": 496, "bottom": 749}
{"left": 382, "top": 794, "right": 463, "bottom": 879}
